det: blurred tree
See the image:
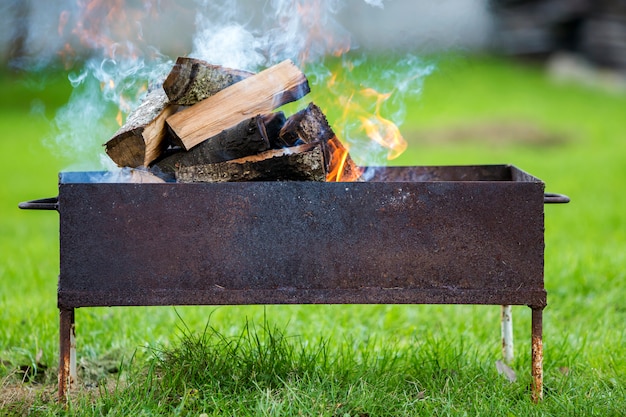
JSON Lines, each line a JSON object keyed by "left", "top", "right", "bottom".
{"left": 7, "top": 0, "right": 30, "bottom": 69}
{"left": 492, "top": 0, "right": 626, "bottom": 70}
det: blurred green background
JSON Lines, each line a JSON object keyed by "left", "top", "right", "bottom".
{"left": 1, "top": 0, "right": 626, "bottom": 413}
{"left": 2, "top": 52, "right": 626, "bottom": 407}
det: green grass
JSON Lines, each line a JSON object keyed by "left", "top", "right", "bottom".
{"left": 1, "top": 54, "right": 626, "bottom": 415}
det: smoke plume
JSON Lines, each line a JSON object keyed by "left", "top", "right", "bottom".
{"left": 5, "top": 0, "right": 447, "bottom": 170}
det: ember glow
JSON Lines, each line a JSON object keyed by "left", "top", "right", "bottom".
{"left": 325, "top": 137, "right": 362, "bottom": 182}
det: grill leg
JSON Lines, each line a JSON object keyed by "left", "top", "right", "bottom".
{"left": 59, "top": 308, "right": 75, "bottom": 402}
{"left": 501, "top": 305, "right": 514, "bottom": 363}
{"left": 531, "top": 306, "right": 543, "bottom": 402}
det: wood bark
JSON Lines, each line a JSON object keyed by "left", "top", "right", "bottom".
{"left": 163, "top": 57, "right": 254, "bottom": 105}
{"left": 166, "top": 59, "right": 310, "bottom": 151}
{"left": 104, "top": 87, "right": 177, "bottom": 167}
{"left": 175, "top": 142, "right": 325, "bottom": 183}
{"left": 154, "top": 115, "right": 271, "bottom": 174}
{"left": 279, "top": 102, "right": 334, "bottom": 146}
{"left": 279, "top": 102, "right": 361, "bottom": 181}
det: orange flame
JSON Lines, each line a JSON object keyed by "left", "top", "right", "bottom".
{"left": 355, "top": 87, "right": 407, "bottom": 160}
{"left": 325, "top": 137, "right": 362, "bottom": 182}
{"left": 115, "top": 110, "right": 123, "bottom": 127}
{"left": 321, "top": 60, "right": 409, "bottom": 182}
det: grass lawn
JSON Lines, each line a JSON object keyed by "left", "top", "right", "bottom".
{"left": 1, "top": 54, "right": 625, "bottom": 415}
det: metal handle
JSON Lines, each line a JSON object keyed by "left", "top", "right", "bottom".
{"left": 544, "top": 193, "right": 570, "bottom": 204}
{"left": 18, "top": 197, "right": 59, "bottom": 211}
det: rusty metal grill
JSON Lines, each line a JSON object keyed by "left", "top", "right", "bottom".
{"left": 19, "top": 164, "right": 569, "bottom": 402}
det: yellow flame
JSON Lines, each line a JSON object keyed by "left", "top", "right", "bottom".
{"left": 326, "top": 67, "right": 407, "bottom": 163}
{"left": 319, "top": 58, "right": 412, "bottom": 182}
{"left": 325, "top": 137, "right": 362, "bottom": 182}
{"left": 359, "top": 116, "right": 406, "bottom": 160}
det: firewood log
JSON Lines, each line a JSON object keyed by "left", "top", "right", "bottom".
{"left": 163, "top": 57, "right": 254, "bottom": 105}
{"left": 154, "top": 115, "right": 271, "bottom": 174}
{"left": 166, "top": 59, "right": 310, "bottom": 151}
{"left": 278, "top": 102, "right": 335, "bottom": 146}
{"left": 279, "top": 102, "right": 361, "bottom": 181}
{"left": 175, "top": 142, "right": 325, "bottom": 183}
{"left": 325, "top": 136, "right": 362, "bottom": 182}
{"left": 104, "top": 87, "right": 177, "bottom": 167}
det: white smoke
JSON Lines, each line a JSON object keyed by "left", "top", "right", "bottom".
{"left": 48, "top": 47, "right": 172, "bottom": 169}
{"left": 185, "top": 0, "right": 438, "bottom": 168}
{"left": 43, "top": 0, "right": 391, "bottom": 170}
{"left": 362, "top": 0, "right": 385, "bottom": 8}
{"left": 192, "top": 24, "right": 265, "bottom": 71}
{"left": 190, "top": 0, "right": 355, "bottom": 70}
{"left": 190, "top": 1, "right": 263, "bottom": 70}
{"left": 305, "top": 54, "right": 435, "bottom": 166}
{"left": 8, "top": 0, "right": 470, "bottom": 171}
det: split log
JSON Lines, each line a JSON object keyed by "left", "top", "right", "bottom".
{"left": 154, "top": 115, "right": 271, "bottom": 174}
{"left": 279, "top": 102, "right": 361, "bottom": 181}
{"left": 175, "top": 142, "right": 325, "bottom": 183}
{"left": 278, "top": 102, "right": 334, "bottom": 146}
{"left": 105, "top": 87, "right": 178, "bottom": 167}
{"left": 163, "top": 57, "right": 254, "bottom": 105}
{"left": 166, "top": 59, "right": 310, "bottom": 151}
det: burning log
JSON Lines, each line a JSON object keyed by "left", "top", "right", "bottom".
{"left": 279, "top": 102, "right": 361, "bottom": 181}
{"left": 163, "top": 57, "right": 254, "bottom": 105}
{"left": 105, "top": 87, "right": 178, "bottom": 167}
{"left": 104, "top": 59, "right": 358, "bottom": 182}
{"left": 325, "top": 136, "right": 362, "bottom": 182}
{"left": 279, "top": 102, "right": 334, "bottom": 146}
{"left": 175, "top": 142, "right": 325, "bottom": 183}
{"left": 154, "top": 114, "right": 275, "bottom": 174}
{"left": 166, "top": 59, "right": 310, "bottom": 151}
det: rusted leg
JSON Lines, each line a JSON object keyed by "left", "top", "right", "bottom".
{"left": 59, "top": 308, "right": 75, "bottom": 402}
{"left": 501, "top": 305, "right": 514, "bottom": 363}
{"left": 70, "top": 313, "right": 77, "bottom": 385}
{"left": 531, "top": 306, "right": 543, "bottom": 402}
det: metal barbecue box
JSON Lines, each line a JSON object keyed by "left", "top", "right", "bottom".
{"left": 20, "top": 164, "right": 569, "bottom": 401}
